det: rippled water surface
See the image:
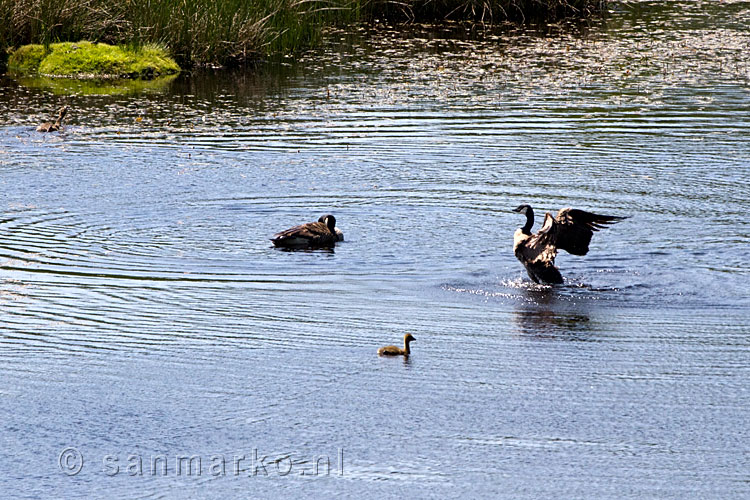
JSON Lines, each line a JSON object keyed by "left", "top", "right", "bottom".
{"left": 1, "top": 1, "right": 749, "bottom": 497}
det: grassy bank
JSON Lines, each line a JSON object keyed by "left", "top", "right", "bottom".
{"left": 0, "top": 0, "right": 605, "bottom": 69}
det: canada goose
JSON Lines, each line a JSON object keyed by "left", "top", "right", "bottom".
{"left": 271, "top": 214, "right": 343, "bottom": 248}
{"left": 36, "top": 106, "right": 68, "bottom": 132}
{"left": 378, "top": 333, "right": 415, "bottom": 357}
{"left": 512, "top": 204, "right": 625, "bottom": 284}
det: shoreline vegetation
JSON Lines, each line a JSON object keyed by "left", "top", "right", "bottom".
{"left": 1, "top": 0, "right": 606, "bottom": 72}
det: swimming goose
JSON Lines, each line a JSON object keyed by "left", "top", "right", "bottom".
{"left": 271, "top": 214, "right": 343, "bottom": 248}
{"left": 378, "top": 333, "right": 415, "bottom": 357}
{"left": 36, "top": 106, "right": 68, "bottom": 132}
{"left": 512, "top": 204, "right": 625, "bottom": 284}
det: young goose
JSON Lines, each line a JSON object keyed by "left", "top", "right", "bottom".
{"left": 271, "top": 214, "right": 342, "bottom": 248}
{"left": 513, "top": 204, "right": 626, "bottom": 284}
{"left": 378, "top": 333, "right": 415, "bottom": 357}
{"left": 36, "top": 106, "right": 68, "bottom": 132}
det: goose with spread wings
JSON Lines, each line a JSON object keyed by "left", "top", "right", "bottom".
{"left": 512, "top": 205, "right": 625, "bottom": 284}
{"left": 271, "top": 214, "right": 343, "bottom": 248}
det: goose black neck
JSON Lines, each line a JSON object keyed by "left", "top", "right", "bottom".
{"left": 521, "top": 207, "right": 534, "bottom": 234}
{"left": 55, "top": 109, "right": 67, "bottom": 127}
{"left": 326, "top": 215, "right": 336, "bottom": 232}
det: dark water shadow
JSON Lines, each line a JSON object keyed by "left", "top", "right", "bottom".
{"left": 512, "top": 285, "right": 593, "bottom": 340}
{"left": 272, "top": 246, "right": 336, "bottom": 254}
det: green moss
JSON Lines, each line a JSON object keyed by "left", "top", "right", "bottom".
{"left": 8, "top": 44, "right": 48, "bottom": 73}
{"left": 9, "top": 41, "right": 180, "bottom": 79}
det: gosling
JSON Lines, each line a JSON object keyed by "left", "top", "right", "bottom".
{"left": 378, "top": 333, "right": 415, "bottom": 357}
{"left": 36, "top": 106, "right": 69, "bottom": 132}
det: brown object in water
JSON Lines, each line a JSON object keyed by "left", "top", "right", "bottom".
{"left": 36, "top": 106, "right": 69, "bottom": 132}
{"left": 271, "top": 214, "right": 343, "bottom": 248}
{"left": 378, "top": 333, "right": 415, "bottom": 357}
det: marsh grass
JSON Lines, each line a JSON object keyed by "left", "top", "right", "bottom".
{"left": 367, "top": 0, "right": 605, "bottom": 24}
{"left": 0, "top": 0, "right": 605, "bottom": 68}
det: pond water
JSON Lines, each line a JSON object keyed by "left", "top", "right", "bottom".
{"left": 1, "top": 1, "right": 749, "bottom": 497}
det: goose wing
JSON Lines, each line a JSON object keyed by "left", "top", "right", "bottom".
{"left": 516, "top": 215, "right": 560, "bottom": 264}
{"left": 513, "top": 219, "right": 563, "bottom": 283}
{"left": 540, "top": 208, "right": 625, "bottom": 256}
{"left": 271, "top": 221, "right": 334, "bottom": 246}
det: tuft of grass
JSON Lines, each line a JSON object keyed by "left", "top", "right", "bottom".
{"left": 7, "top": 43, "right": 46, "bottom": 73}
{"left": 9, "top": 41, "right": 180, "bottom": 79}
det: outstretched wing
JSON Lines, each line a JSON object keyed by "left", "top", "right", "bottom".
{"left": 540, "top": 208, "right": 626, "bottom": 256}
{"left": 513, "top": 222, "right": 563, "bottom": 283}
{"left": 517, "top": 220, "right": 559, "bottom": 264}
